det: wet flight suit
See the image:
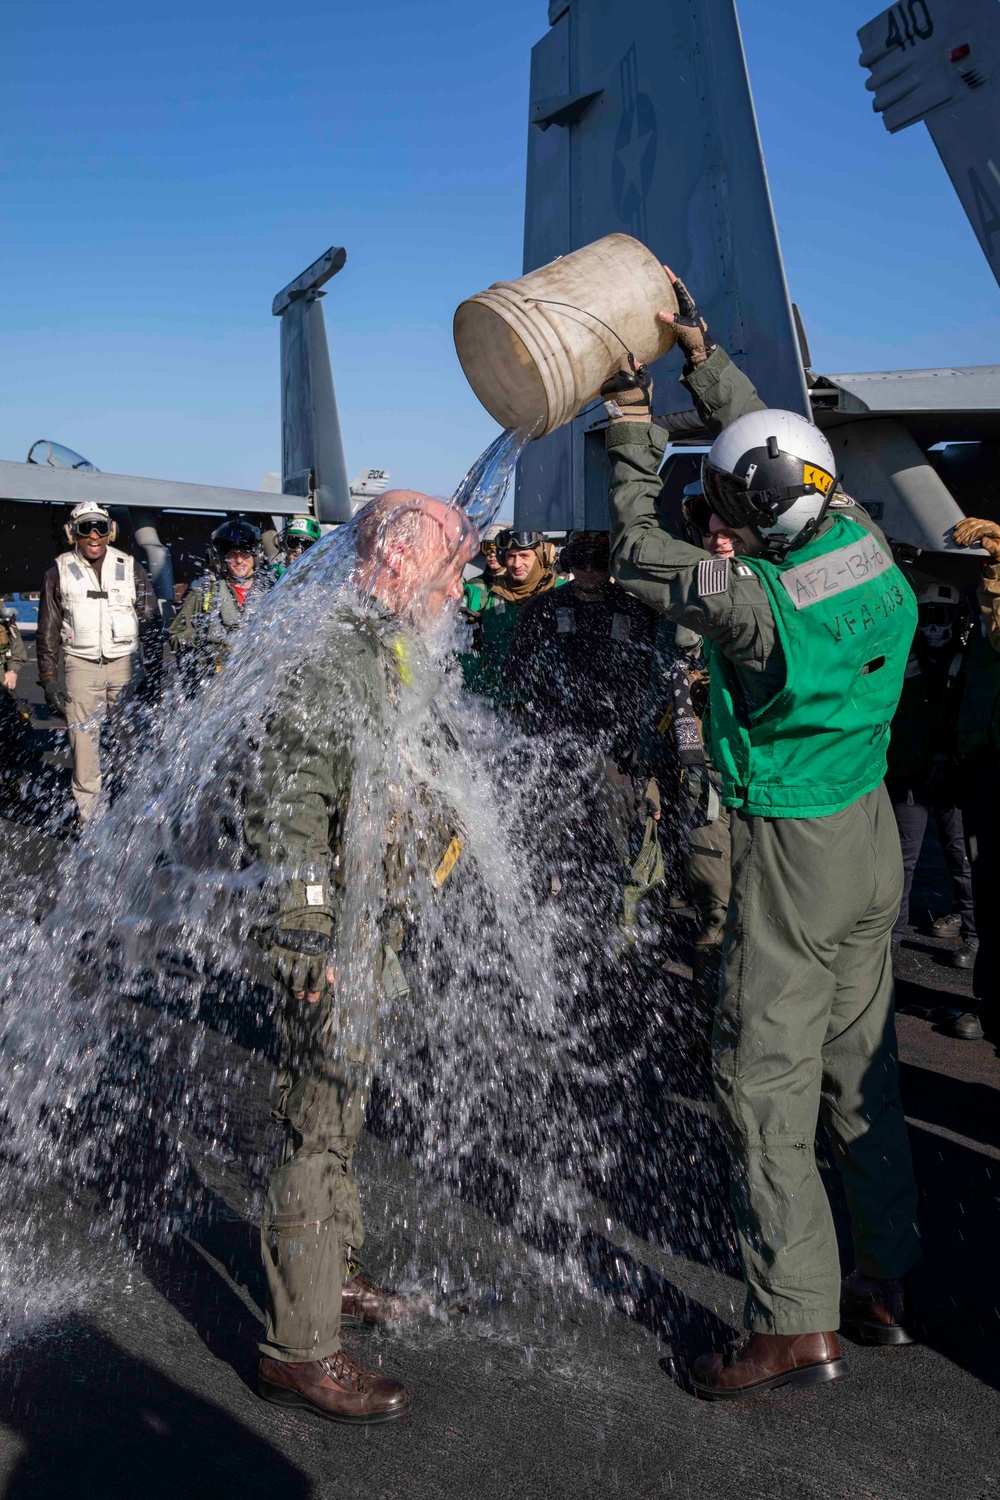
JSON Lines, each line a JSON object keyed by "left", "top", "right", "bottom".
{"left": 607, "top": 347, "right": 921, "bottom": 1335}
{"left": 244, "top": 604, "right": 463, "bottom": 1363}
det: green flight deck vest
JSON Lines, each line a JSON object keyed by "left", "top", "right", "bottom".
{"left": 707, "top": 515, "right": 917, "bottom": 818}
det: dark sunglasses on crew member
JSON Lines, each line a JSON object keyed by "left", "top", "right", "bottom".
{"left": 570, "top": 546, "right": 609, "bottom": 568}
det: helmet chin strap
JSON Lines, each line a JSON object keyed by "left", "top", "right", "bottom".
{"left": 756, "top": 480, "right": 838, "bottom": 559}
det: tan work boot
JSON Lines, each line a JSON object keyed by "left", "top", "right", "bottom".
{"left": 692, "top": 1332, "right": 844, "bottom": 1400}
{"left": 258, "top": 1349, "right": 411, "bottom": 1425}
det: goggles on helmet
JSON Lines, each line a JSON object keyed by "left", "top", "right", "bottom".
{"left": 72, "top": 517, "right": 113, "bottom": 538}
{"left": 918, "top": 602, "right": 958, "bottom": 625}
{"left": 502, "top": 529, "right": 543, "bottom": 554}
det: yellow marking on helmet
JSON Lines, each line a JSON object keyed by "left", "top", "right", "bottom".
{"left": 392, "top": 637, "right": 413, "bottom": 684}
{"left": 803, "top": 464, "right": 834, "bottom": 496}
{"left": 432, "top": 836, "right": 464, "bottom": 887}
{"left": 657, "top": 705, "right": 675, "bottom": 735}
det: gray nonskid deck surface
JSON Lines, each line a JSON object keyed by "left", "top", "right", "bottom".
{"left": 1, "top": 706, "right": 998, "bottom": 1498}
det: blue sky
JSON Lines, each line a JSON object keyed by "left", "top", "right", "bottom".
{"left": 0, "top": 0, "right": 996, "bottom": 498}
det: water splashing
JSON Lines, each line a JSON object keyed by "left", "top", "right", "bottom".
{"left": 0, "top": 425, "right": 729, "bottom": 1358}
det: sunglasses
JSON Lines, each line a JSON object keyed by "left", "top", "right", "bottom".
{"left": 72, "top": 519, "right": 112, "bottom": 538}
{"left": 570, "top": 547, "right": 609, "bottom": 568}
{"left": 481, "top": 540, "right": 498, "bottom": 556}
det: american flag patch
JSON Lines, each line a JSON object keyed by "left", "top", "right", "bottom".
{"left": 697, "top": 557, "right": 730, "bottom": 597}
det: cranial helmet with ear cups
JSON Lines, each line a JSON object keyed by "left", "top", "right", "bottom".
{"left": 64, "top": 500, "right": 117, "bottom": 546}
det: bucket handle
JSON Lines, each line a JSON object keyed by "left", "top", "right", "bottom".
{"left": 528, "top": 298, "right": 653, "bottom": 419}
{"left": 527, "top": 298, "right": 650, "bottom": 400}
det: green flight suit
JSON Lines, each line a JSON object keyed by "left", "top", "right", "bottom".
{"left": 169, "top": 569, "right": 274, "bottom": 681}
{"left": 244, "top": 603, "right": 462, "bottom": 1362}
{"left": 0, "top": 611, "right": 28, "bottom": 677}
{"left": 606, "top": 351, "right": 920, "bottom": 1334}
{"left": 1, "top": 611, "right": 30, "bottom": 769}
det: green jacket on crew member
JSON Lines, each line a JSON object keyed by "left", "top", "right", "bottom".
{"left": 464, "top": 571, "right": 566, "bottom": 702}
{"left": 0, "top": 611, "right": 28, "bottom": 677}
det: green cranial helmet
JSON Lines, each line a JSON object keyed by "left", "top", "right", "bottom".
{"left": 282, "top": 515, "right": 322, "bottom": 551}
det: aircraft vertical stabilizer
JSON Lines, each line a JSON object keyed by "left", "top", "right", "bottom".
{"left": 859, "top": 0, "right": 1000, "bottom": 290}
{"left": 516, "top": 0, "right": 808, "bottom": 530}
{"left": 273, "top": 247, "right": 353, "bottom": 525}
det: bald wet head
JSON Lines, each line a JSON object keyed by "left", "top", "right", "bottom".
{"left": 354, "top": 489, "right": 477, "bottom": 624}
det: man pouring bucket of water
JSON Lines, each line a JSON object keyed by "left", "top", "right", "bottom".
{"left": 454, "top": 237, "right": 921, "bottom": 1401}
{"left": 600, "top": 272, "right": 921, "bottom": 1398}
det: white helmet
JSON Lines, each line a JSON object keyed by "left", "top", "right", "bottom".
{"left": 702, "top": 409, "right": 837, "bottom": 557}
{"left": 913, "top": 579, "right": 961, "bottom": 608}
{"left": 65, "top": 499, "right": 116, "bottom": 544}
{"left": 69, "top": 500, "right": 111, "bottom": 524}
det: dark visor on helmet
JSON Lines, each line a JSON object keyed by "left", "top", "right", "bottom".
{"left": 701, "top": 461, "right": 762, "bottom": 531}
{"left": 681, "top": 494, "right": 713, "bottom": 540}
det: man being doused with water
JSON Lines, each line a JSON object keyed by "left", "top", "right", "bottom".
{"left": 245, "top": 492, "right": 476, "bottom": 1425}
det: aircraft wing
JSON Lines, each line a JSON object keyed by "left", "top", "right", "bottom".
{"left": 516, "top": 0, "right": 808, "bottom": 529}
{"left": 0, "top": 458, "right": 307, "bottom": 514}
{"left": 859, "top": 0, "right": 1000, "bottom": 289}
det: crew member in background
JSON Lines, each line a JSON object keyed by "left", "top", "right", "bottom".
{"left": 464, "top": 530, "right": 563, "bottom": 702}
{"left": 274, "top": 516, "right": 322, "bottom": 578}
{"left": 601, "top": 270, "right": 921, "bottom": 1400}
{"left": 37, "top": 500, "right": 159, "bottom": 824}
{"left": 952, "top": 515, "right": 1000, "bottom": 1044}
{"left": 503, "top": 530, "right": 655, "bottom": 738}
{"left": 169, "top": 519, "right": 273, "bottom": 688}
{"left": 659, "top": 485, "right": 736, "bottom": 967}
{"left": 462, "top": 523, "right": 508, "bottom": 616}
{"left": 502, "top": 530, "right": 659, "bottom": 924}
{"left": 886, "top": 579, "right": 976, "bottom": 967}
{"left": 0, "top": 601, "right": 30, "bottom": 770}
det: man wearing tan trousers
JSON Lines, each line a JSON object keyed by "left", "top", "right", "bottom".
{"left": 37, "top": 500, "right": 159, "bottom": 824}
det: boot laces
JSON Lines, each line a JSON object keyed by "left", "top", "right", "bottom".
{"left": 322, "top": 1350, "right": 369, "bottom": 1392}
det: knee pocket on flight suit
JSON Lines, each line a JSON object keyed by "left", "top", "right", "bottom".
{"left": 274, "top": 1044, "right": 373, "bottom": 1154}
{"left": 264, "top": 1145, "right": 364, "bottom": 1249}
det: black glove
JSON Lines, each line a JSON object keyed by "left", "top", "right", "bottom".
{"left": 42, "top": 680, "right": 67, "bottom": 717}
{"left": 600, "top": 354, "right": 653, "bottom": 419}
{"left": 270, "top": 925, "right": 331, "bottom": 995}
{"left": 670, "top": 276, "right": 716, "bottom": 369}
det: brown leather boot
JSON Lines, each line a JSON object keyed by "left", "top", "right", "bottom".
{"left": 692, "top": 1332, "right": 844, "bottom": 1400}
{"left": 341, "top": 1271, "right": 420, "bottom": 1327}
{"left": 258, "top": 1349, "right": 411, "bottom": 1425}
{"left": 840, "top": 1271, "right": 916, "bottom": 1346}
